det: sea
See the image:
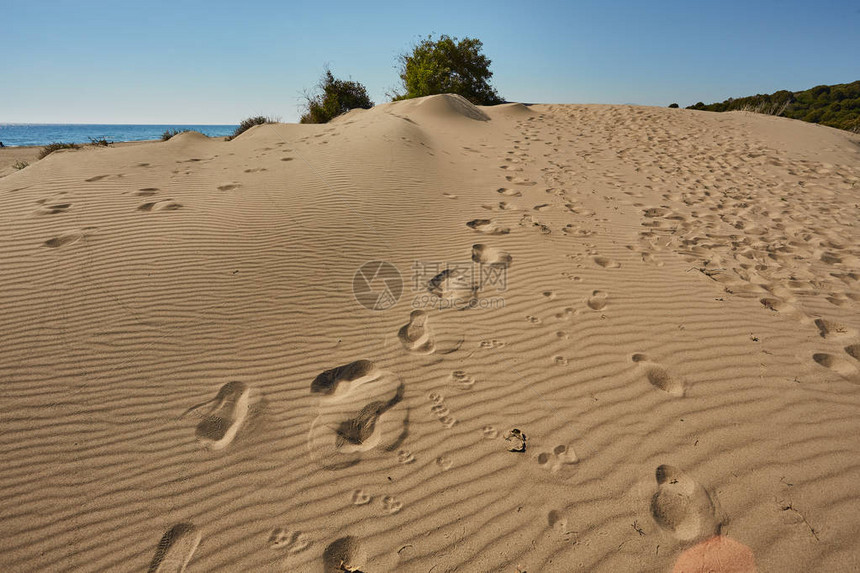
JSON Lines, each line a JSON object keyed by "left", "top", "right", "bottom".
{"left": 0, "top": 124, "right": 237, "bottom": 147}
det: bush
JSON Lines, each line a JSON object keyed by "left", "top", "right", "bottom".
{"left": 161, "top": 129, "right": 189, "bottom": 141}
{"left": 393, "top": 34, "right": 503, "bottom": 105}
{"left": 683, "top": 81, "right": 860, "bottom": 131}
{"left": 89, "top": 137, "right": 112, "bottom": 146}
{"left": 227, "top": 116, "right": 276, "bottom": 140}
{"left": 13, "top": 160, "right": 29, "bottom": 170}
{"left": 38, "top": 142, "right": 81, "bottom": 159}
{"left": 300, "top": 69, "right": 374, "bottom": 124}
{"left": 668, "top": 103, "right": 679, "bottom": 108}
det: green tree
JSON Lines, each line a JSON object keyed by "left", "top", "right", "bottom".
{"left": 393, "top": 34, "right": 503, "bottom": 105}
{"left": 300, "top": 69, "right": 374, "bottom": 124}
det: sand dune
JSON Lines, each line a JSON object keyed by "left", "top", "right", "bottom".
{"left": 1, "top": 94, "right": 859, "bottom": 572}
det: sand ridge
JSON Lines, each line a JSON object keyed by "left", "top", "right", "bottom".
{"left": 0, "top": 94, "right": 859, "bottom": 571}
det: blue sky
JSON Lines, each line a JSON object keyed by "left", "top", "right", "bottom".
{"left": 3, "top": 0, "right": 858, "bottom": 123}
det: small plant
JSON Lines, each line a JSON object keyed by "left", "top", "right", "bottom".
{"left": 300, "top": 68, "right": 373, "bottom": 124}
{"left": 13, "top": 160, "right": 29, "bottom": 170}
{"left": 38, "top": 142, "right": 81, "bottom": 159}
{"left": 89, "top": 136, "right": 112, "bottom": 146}
{"left": 226, "top": 116, "right": 277, "bottom": 140}
{"left": 161, "top": 129, "right": 189, "bottom": 141}
{"left": 668, "top": 103, "right": 679, "bottom": 108}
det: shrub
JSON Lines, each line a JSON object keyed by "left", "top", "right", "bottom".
{"left": 300, "top": 69, "right": 374, "bottom": 124}
{"left": 89, "top": 137, "right": 112, "bottom": 146}
{"left": 227, "top": 116, "right": 276, "bottom": 140}
{"left": 668, "top": 103, "right": 679, "bottom": 108}
{"left": 161, "top": 129, "right": 189, "bottom": 141}
{"left": 13, "top": 160, "right": 29, "bottom": 170}
{"left": 38, "top": 142, "right": 81, "bottom": 159}
{"left": 393, "top": 34, "right": 503, "bottom": 105}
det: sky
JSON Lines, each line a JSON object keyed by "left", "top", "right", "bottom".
{"left": 3, "top": 0, "right": 859, "bottom": 124}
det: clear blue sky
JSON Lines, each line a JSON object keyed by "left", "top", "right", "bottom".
{"left": 3, "top": 0, "right": 858, "bottom": 124}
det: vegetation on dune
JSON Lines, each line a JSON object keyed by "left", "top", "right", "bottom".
{"left": 88, "top": 136, "right": 112, "bottom": 146}
{"left": 227, "top": 116, "right": 277, "bottom": 140}
{"left": 13, "top": 160, "right": 29, "bottom": 170}
{"left": 687, "top": 81, "right": 860, "bottom": 132}
{"left": 668, "top": 103, "right": 679, "bottom": 108}
{"left": 392, "top": 34, "right": 503, "bottom": 105}
{"left": 38, "top": 142, "right": 81, "bottom": 159}
{"left": 300, "top": 69, "right": 374, "bottom": 124}
{"left": 161, "top": 129, "right": 190, "bottom": 141}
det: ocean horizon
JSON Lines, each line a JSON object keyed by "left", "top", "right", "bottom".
{"left": 0, "top": 123, "right": 238, "bottom": 147}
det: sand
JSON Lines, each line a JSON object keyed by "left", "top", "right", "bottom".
{"left": 1, "top": 94, "right": 859, "bottom": 572}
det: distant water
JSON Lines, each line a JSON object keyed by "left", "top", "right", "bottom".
{"left": 0, "top": 124, "right": 237, "bottom": 147}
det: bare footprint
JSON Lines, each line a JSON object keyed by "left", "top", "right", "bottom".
{"left": 398, "top": 310, "right": 435, "bottom": 353}
{"left": 466, "top": 219, "right": 510, "bottom": 235}
{"left": 812, "top": 353, "right": 859, "bottom": 379}
{"left": 217, "top": 183, "right": 239, "bottom": 191}
{"left": 36, "top": 203, "right": 71, "bottom": 215}
{"left": 138, "top": 199, "right": 182, "bottom": 212}
{"left": 381, "top": 496, "right": 403, "bottom": 515}
{"left": 814, "top": 318, "right": 857, "bottom": 340}
{"left": 311, "top": 360, "right": 378, "bottom": 396}
{"left": 593, "top": 256, "right": 621, "bottom": 269}
{"left": 307, "top": 364, "right": 407, "bottom": 470}
{"left": 650, "top": 464, "right": 721, "bottom": 542}
{"left": 148, "top": 523, "right": 201, "bottom": 573}
{"left": 497, "top": 187, "right": 522, "bottom": 197}
{"left": 632, "top": 354, "right": 684, "bottom": 397}
{"left": 471, "top": 244, "right": 512, "bottom": 266}
{"left": 587, "top": 290, "right": 608, "bottom": 310}
{"left": 194, "top": 381, "right": 250, "bottom": 450}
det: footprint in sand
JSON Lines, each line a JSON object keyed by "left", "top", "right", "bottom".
{"left": 268, "top": 528, "right": 311, "bottom": 553}
{"left": 194, "top": 381, "right": 251, "bottom": 450}
{"left": 148, "top": 523, "right": 201, "bottom": 573}
{"left": 537, "top": 444, "right": 579, "bottom": 473}
{"left": 450, "top": 370, "right": 476, "bottom": 390}
{"left": 587, "top": 290, "right": 609, "bottom": 311}
{"left": 436, "top": 455, "right": 454, "bottom": 471}
{"left": 650, "top": 464, "right": 722, "bottom": 543}
{"left": 505, "top": 175, "right": 538, "bottom": 186}
{"left": 136, "top": 188, "right": 160, "bottom": 196}
{"left": 35, "top": 201, "right": 71, "bottom": 215}
{"left": 428, "top": 268, "right": 477, "bottom": 302}
{"left": 322, "top": 536, "right": 366, "bottom": 573}
{"left": 471, "top": 244, "right": 512, "bottom": 266}
{"left": 85, "top": 174, "right": 110, "bottom": 182}
{"left": 351, "top": 489, "right": 373, "bottom": 505}
{"left": 812, "top": 352, "right": 859, "bottom": 379}
{"left": 632, "top": 354, "right": 684, "bottom": 397}
{"left": 307, "top": 360, "right": 408, "bottom": 470}
{"left": 397, "top": 449, "right": 415, "bottom": 464}
{"left": 443, "top": 192, "right": 458, "bottom": 199}
{"left": 217, "top": 183, "right": 240, "bottom": 191}
{"left": 398, "top": 310, "right": 435, "bottom": 353}
{"left": 479, "top": 339, "right": 506, "bottom": 349}
{"left": 482, "top": 425, "right": 499, "bottom": 439}
{"left": 466, "top": 219, "right": 510, "bottom": 235}
{"left": 813, "top": 318, "right": 857, "bottom": 340}
{"left": 497, "top": 187, "right": 522, "bottom": 197}
{"left": 381, "top": 496, "right": 403, "bottom": 515}
{"left": 593, "top": 256, "right": 621, "bottom": 269}
{"left": 43, "top": 227, "right": 97, "bottom": 248}
{"left": 547, "top": 510, "right": 576, "bottom": 542}
{"left": 138, "top": 199, "right": 182, "bottom": 212}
